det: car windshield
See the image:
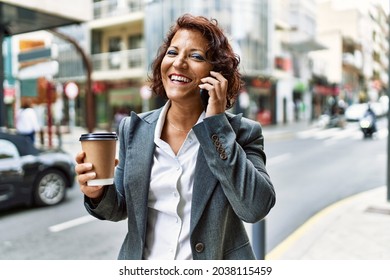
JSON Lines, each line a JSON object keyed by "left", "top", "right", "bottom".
{"left": 0, "top": 139, "right": 19, "bottom": 159}
{"left": 0, "top": 133, "right": 39, "bottom": 156}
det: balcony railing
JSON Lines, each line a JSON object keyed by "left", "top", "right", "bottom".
{"left": 91, "top": 48, "right": 145, "bottom": 72}
{"left": 93, "top": 0, "right": 144, "bottom": 19}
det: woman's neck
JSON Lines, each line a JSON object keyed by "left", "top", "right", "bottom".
{"left": 167, "top": 102, "right": 203, "bottom": 131}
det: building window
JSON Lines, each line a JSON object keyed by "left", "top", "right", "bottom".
{"left": 128, "top": 34, "right": 144, "bottom": 67}
{"left": 128, "top": 34, "right": 143, "bottom": 49}
{"left": 109, "top": 36, "right": 122, "bottom": 69}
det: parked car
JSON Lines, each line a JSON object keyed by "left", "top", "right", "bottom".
{"left": 0, "top": 132, "right": 76, "bottom": 211}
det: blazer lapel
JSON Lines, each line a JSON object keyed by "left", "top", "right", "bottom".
{"left": 190, "top": 146, "right": 219, "bottom": 232}
{"left": 125, "top": 110, "right": 160, "bottom": 239}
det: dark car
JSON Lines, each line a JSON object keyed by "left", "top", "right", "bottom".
{"left": 0, "top": 132, "right": 75, "bottom": 211}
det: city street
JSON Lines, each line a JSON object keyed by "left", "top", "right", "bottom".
{"left": 0, "top": 118, "right": 388, "bottom": 259}
{"left": 0, "top": 180, "right": 127, "bottom": 259}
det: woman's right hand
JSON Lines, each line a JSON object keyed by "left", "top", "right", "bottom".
{"left": 75, "top": 151, "right": 105, "bottom": 200}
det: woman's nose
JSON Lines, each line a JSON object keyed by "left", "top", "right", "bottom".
{"left": 173, "top": 55, "right": 187, "bottom": 69}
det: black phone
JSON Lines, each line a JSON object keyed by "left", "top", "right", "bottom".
{"left": 200, "top": 88, "right": 209, "bottom": 110}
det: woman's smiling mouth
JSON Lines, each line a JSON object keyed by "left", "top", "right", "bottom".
{"left": 169, "top": 74, "right": 192, "bottom": 83}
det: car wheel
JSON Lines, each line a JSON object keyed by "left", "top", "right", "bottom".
{"left": 33, "top": 169, "right": 67, "bottom": 206}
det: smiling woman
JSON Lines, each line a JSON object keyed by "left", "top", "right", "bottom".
{"left": 74, "top": 13, "right": 275, "bottom": 260}
{"left": 150, "top": 14, "right": 242, "bottom": 109}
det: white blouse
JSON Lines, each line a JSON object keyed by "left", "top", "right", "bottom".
{"left": 144, "top": 101, "right": 204, "bottom": 260}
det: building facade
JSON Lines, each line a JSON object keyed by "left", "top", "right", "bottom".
{"left": 309, "top": 0, "right": 389, "bottom": 120}
{"left": 3, "top": 0, "right": 388, "bottom": 131}
{"left": 86, "top": 0, "right": 273, "bottom": 129}
{"left": 272, "top": 0, "right": 323, "bottom": 124}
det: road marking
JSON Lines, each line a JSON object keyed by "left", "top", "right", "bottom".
{"left": 377, "top": 128, "right": 388, "bottom": 139}
{"left": 49, "top": 215, "right": 96, "bottom": 233}
{"left": 296, "top": 128, "right": 322, "bottom": 139}
{"left": 268, "top": 153, "right": 292, "bottom": 166}
{"left": 323, "top": 127, "right": 357, "bottom": 145}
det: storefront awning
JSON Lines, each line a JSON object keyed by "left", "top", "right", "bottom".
{"left": 109, "top": 87, "right": 142, "bottom": 106}
{"left": 0, "top": 1, "right": 83, "bottom": 36}
{"left": 283, "top": 38, "right": 327, "bottom": 53}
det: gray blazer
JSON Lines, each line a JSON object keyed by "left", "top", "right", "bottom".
{"left": 85, "top": 108, "right": 275, "bottom": 260}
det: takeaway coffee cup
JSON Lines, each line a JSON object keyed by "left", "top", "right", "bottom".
{"left": 79, "top": 132, "right": 118, "bottom": 186}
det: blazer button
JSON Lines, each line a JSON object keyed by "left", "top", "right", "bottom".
{"left": 195, "top": 242, "right": 204, "bottom": 253}
{"left": 211, "top": 135, "right": 220, "bottom": 144}
{"left": 211, "top": 134, "right": 219, "bottom": 141}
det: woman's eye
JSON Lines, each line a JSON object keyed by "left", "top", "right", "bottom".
{"left": 191, "top": 53, "right": 205, "bottom": 61}
{"left": 192, "top": 53, "right": 206, "bottom": 61}
{"left": 166, "top": 49, "right": 177, "bottom": 56}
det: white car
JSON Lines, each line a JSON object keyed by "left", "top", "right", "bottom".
{"left": 345, "top": 102, "right": 385, "bottom": 121}
{"left": 345, "top": 103, "right": 367, "bottom": 121}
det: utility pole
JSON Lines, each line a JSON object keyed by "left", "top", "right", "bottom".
{"left": 0, "top": 27, "right": 5, "bottom": 129}
{"left": 47, "top": 29, "right": 95, "bottom": 133}
{"left": 388, "top": 1, "right": 390, "bottom": 202}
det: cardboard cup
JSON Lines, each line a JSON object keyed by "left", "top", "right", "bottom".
{"left": 79, "top": 132, "right": 118, "bottom": 186}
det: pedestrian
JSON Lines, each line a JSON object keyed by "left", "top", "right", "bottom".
{"left": 15, "top": 98, "right": 40, "bottom": 144}
{"left": 75, "top": 14, "right": 275, "bottom": 260}
{"left": 363, "top": 102, "right": 377, "bottom": 132}
{"left": 113, "top": 106, "right": 128, "bottom": 134}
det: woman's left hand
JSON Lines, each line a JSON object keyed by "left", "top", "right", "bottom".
{"left": 199, "top": 71, "right": 228, "bottom": 117}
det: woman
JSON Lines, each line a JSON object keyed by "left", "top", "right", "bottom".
{"left": 75, "top": 14, "right": 275, "bottom": 260}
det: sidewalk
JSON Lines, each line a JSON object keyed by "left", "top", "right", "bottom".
{"left": 267, "top": 186, "right": 390, "bottom": 259}
{"left": 60, "top": 126, "right": 88, "bottom": 157}
{"left": 59, "top": 124, "right": 390, "bottom": 260}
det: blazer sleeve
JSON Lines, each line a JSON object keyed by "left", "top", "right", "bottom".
{"left": 193, "top": 113, "right": 276, "bottom": 223}
{"left": 84, "top": 116, "right": 129, "bottom": 221}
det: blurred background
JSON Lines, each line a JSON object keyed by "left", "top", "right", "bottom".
{"left": 0, "top": 0, "right": 389, "bottom": 260}
{"left": 1, "top": 0, "right": 388, "bottom": 133}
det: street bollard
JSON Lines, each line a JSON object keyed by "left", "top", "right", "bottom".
{"left": 56, "top": 123, "right": 62, "bottom": 150}
{"left": 252, "top": 219, "right": 266, "bottom": 260}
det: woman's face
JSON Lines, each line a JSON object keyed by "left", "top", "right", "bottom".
{"left": 161, "top": 29, "right": 213, "bottom": 103}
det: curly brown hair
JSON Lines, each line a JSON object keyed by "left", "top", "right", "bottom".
{"left": 148, "top": 14, "right": 243, "bottom": 109}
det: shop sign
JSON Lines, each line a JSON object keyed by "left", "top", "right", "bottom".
{"left": 313, "top": 85, "right": 339, "bottom": 96}
{"left": 65, "top": 82, "right": 79, "bottom": 99}
{"left": 251, "top": 78, "right": 272, "bottom": 89}
{"left": 3, "top": 87, "right": 16, "bottom": 104}
{"left": 4, "top": 87, "right": 15, "bottom": 98}
{"left": 140, "top": 85, "right": 152, "bottom": 100}
{"left": 274, "top": 56, "right": 292, "bottom": 71}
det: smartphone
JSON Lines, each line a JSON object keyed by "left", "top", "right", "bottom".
{"left": 200, "top": 88, "right": 209, "bottom": 110}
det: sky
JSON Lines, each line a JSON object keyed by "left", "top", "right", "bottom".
{"left": 316, "top": 0, "right": 389, "bottom": 14}
{"left": 374, "top": 0, "right": 389, "bottom": 14}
